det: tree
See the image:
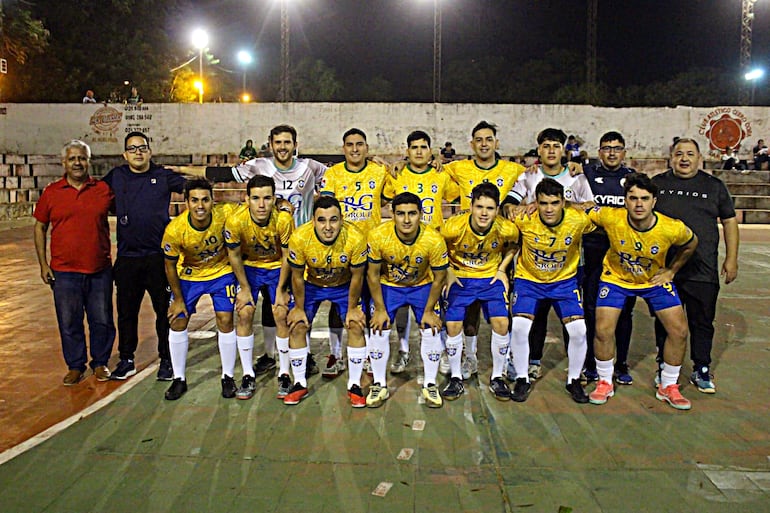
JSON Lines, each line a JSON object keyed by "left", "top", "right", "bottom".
{"left": 290, "top": 58, "right": 342, "bottom": 101}
{"left": 0, "top": 1, "right": 49, "bottom": 64}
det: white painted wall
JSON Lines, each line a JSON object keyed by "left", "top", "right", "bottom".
{"left": 1, "top": 102, "right": 768, "bottom": 159}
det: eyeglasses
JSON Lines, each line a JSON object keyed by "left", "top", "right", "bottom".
{"left": 599, "top": 146, "right": 625, "bottom": 153}
{"left": 125, "top": 144, "right": 150, "bottom": 153}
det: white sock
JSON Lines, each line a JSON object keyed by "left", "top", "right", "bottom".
{"left": 421, "top": 329, "right": 443, "bottom": 385}
{"left": 595, "top": 358, "right": 614, "bottom": 384}
{"left": 218, "top": 330, "right": 237, "bottom": 378}
{"left": 289, "top": 346, "right": 308, "bottom": 387}
{"left": 465, "top": 335, "right": 478, "bottom": 358}
{"left": 399, "top": 309, "right": 412, "bottom": 353}
{"left": 368, "top": 330, "right": 390, "bottom": 385}
{"left": 490, "top": 331, "right": 509, "bottom": 379}
{"left": 276, "top": 336, "right": 290, "bottom": 376}
{"left": 330, "top": 328, "right": 343, "bottom": 358}
{"left": 347, "top": 346, "right": 367, "bottom": 389}
{"left": 262, "top": 326, "right": 276, "bottom": 357}
{"left": 236, "top": 334, "right": 255, "bottom": 377}
{"left": 565, "top": 320, "right": 587, "bottom": 383}
{"left": 511, "top": 317, "right": 533, "bottom": 380}
{"left": 169, "top": 329, "right": 189, "bottom": 380}
{"left": 660, "top": 363, "right": 681, "bottom": 388}
{"left": 444, "top": 333, "right": 463, "bottom": 378}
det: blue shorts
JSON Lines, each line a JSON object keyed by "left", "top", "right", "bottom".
{"left": 596, "top": 281, "right": 681, "bottom": 313}
{"left": 376, "top": 283, "right": 440, "bottom": 323}
{"left": 305, "top": 283, "right": 354, "bottom": 324}
{"left": 511, "top": 277, "right": 584, "bottom": 319}
{"left": 244, "top": 266, "right": 280, "bottom": 304}
{"left": 177, "top": 273, "right": 237, "bottom": 316}
{"left": 445, "top": 278, "right": 508, "bottom": 322}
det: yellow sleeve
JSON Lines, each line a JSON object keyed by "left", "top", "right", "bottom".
{"left": 443, "top": 175, "right": 461, "bottom": 203}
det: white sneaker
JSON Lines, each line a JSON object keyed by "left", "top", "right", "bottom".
{"left": 528, "top": 363, "right": 542, "bottom": 380}
{"left": 390, "top": 350, "right": 410, "bottom": 374}
{"left": 461, "top": 355, "right": 478, "bottom": 380}
{"left": 438, "top": 352, "right": 450, "bottom": 375}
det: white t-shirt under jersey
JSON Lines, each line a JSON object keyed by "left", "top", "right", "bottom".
{"left": 510, "top": 166, "right": 595, "bottom": 205}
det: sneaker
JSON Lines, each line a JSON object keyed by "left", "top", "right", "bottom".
{"left": 505, "top": 357, "right": 517, "bottom": 381}
{"left": 690, "top": 367, "right": 716, "bottom": 394}
{"left": 566, "top": 379, "right": 589, "bottom": 404}
{"left": 489, "top": 377, "right": 512, "bottom": 401}
{"left": 461, "top": 355, "right": 478, "bottom": 380}
{"left": 322, "top": 354, "right": 346, "bottom": 379}
{"left": 236, "top": 375, "right": 257, "bottom": 400}
{"left": 306, "top": 354, "right": 319, "bottom": 377}
{"left": 438, "top": 352, "right": 450, "bottom": 375}
{"left": 366, "top": 383, "right": 390, "bottom": 408}
{"left": 528, "top": 362, "right": 542, "bottom": 381}
{"left": 63, "top": 369, "right": 85, "bottom": 386}
{"left": 111, "top": 359, "right": 136, "bottom": 380}
{"left": 363, "top": 357, "right": 373, "bottom": 377}
{"left": 221, "top": 375, "right": 237, "bottom": 399}
{"left": 283, "top": 383, "right": 308, "bottom": 405}
{"left": 656, "top": 383, "right": 692, "bottom": 410}
{"left": 348, "top": 384, "right": 366, "bottom": 408}
{"left": 94, "top": 365, "right": 111, "bottom": 382}
{"left": 422, "top": 383, "right": 443, "bottom": 408}
{"left": 613, "top": 362, "right": 633, "bottom": 385}
{"left": 510, "top": 377, "right": 531, "bottom": 402}
{"left": 583, "top": 368, "right": 599, "bottom": 383}
{"left": 164, "top": 378, "right": 187, "bottom": 400}
{"left": 156, "top": 358, "right": 173, "bottom": 381}
{"left": 442, "top": 377, "right": 465, "bottom": 400}
{"left": 390, "top": 350, "right": 410, "bottom": 374}
{"left": 589, "top": 380, "right": 615, "bottom": 405}
{"left": 254, "top": 354, "right": 276, "bottom": 375}
{"left": 276, "top": 374, "right": 292, "bottom": 399}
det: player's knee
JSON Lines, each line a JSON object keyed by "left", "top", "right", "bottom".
{"left": 564, "top": 318, "right": 587, "bottom": 341}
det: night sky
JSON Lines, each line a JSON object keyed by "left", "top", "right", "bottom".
{"left": 176, "top": 0, "right": 770, "bottom": 93}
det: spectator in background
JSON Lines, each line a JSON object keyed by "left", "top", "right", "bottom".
{"left": 752, "top": 139, "right": 768, "bottom": 170}
{"left": 565, "top": 135, "right": 581, "bottom": 162}
{"left": 440, "top": 141, "right": 457, "bottom": 163}
{"left": 82, "top": 90, "right": 96, "bottom": 103}
{"left": 721, "top": 146, "right": 745, "bottom": 171}
{"left": 239, "top": 139, "right": 258, "bottom": 162}
{"left": 127, "top": 86, "right": 142, "bottom": 105}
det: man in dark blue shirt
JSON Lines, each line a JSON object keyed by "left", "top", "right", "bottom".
{"left": 103, "top": 131, "right": 186, "bottom": 380}
{"left": 582, "top": 131, "right": 637, "bottom": 385}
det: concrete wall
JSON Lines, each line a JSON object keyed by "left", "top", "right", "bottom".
{"left": 1, "top": 102, "right": 769, "bottom": 159}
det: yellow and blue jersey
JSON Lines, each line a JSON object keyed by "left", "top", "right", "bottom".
{"left": 587, "top": 206, "right": 694, "bottom": 289}
{"left": 382, "top": 165, "right": 460, "bottom": 229}
{"left": 224, "top": 204, "right": 294, "bottom": 270}
{"left": 441, "top": 213, "right": 520, "bottom": 279}
{"left": 288, "top": 220, "right": 368, "bottom": 287}
{"left": 320, "top": 161, "right": 388, "bottom": 233}
{"left": 444, "top": 158, "right": 525, "bottom": 210}
{"left": 514, "top": 208, "right": 595, "bottom": 283}
{"left": 367, "top": 221, "right": 448, "bottom": 287}
{"left": 162, "top": 203, "right": 237, "bottom": 281}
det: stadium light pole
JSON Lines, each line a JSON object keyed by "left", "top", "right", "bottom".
{"left": 237, "top": 50, "right": 253, "bottom": 98}
{"left": 745, "top": 67, "right": 764, "bottom": 105}
{"left": 191, "top": 28, "right": 209, "bottom": 104}
{"left": 280, "top": 0, "right": 290, "bottom": 102}
{"left": 431, "top": 0, "right": 442, "bottom": 103}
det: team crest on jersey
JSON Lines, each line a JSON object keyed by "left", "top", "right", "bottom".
{"left": 599, "top": 286, "right": 610, "bottom": 298}
{"left": 297, "top": 179, "right": 306, "bottom": 188}
{"left": 565, "top": 236, "right": 573, "bottom": 245}
{"left": 290, "top": 250, "right": 297, "bottom": 260}
{"left": 497, "top": 178, "right": 504, "bottom": 187}
{"left": 340, "top": 255, "right": 348, "bottom": 263}
{"left": 534, "top": 237, "right": 540, "bottom": 243}
{"left": 428, "top": 351, "right": 442, "bottom": 362}
{"left": 620, "top": 240, "right": 626, "bottom": 246}
{"left": 415, "top": 256, "right": 423, "bottom": 264}
{"left": 224, "top": 230, "right": 231, "bottom": 239}
{"left": 369, "top": 180, "right": 376, "bottom": 189}
{"left": 311, "top": 257, "right": 317, "bottom": 263}
{"left": 431, "top": 184, "right": 438, "bottom": 194}
{"left": 491, "top": 241, "right": 498, "bottom": 249}
{"left": 164, "top": 243, "right": 171, "bottom": 252}
{"left": 651, "top": 245, "right": 659, "bottom": 255}
{"left": 564, "top": 188, "right": 574, "bottom": 200}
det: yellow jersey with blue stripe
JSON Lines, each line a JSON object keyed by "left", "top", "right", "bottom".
{"left": 444, "top": 158, "right": 526, "bottom": 210}
{"left": 288, "top": 220, "right": 368, "bottom": 287}
{"left": 441, "top": 213, "right": 520, "bottom": 279}
{"left": 320, "top": 161, "right": 388, "bottom": 233}
{"left": 162, "top": 203, "right": 237, "bottom": 281}
{"left": 367, "top": 222, "right": 449, "bottom": 287}
{"left": 514, "top": 208, "right": 595, "bottom": 283}
{"left": 224, "top": 205, "right": 294, "bottom": 270}
{"left": 587, "top": 206, "right": 694, "bottom": 289}
{"left": 382, "top": 165, "right": 460, "bottom": 229}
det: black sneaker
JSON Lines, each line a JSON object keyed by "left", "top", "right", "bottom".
{"left": 221, "top": 375, "right": 237, "bottom": 399}
{"left": 566, "top": 379, "right": 589, "bottom": 404}
{"left": 254, "top": 354, "right": 276, "bottom": 375}
{"left": 306, "top": 353, "right": 319, "bottom": 377}
{"left": 276, "top": 373, "right": 292, "bottom": 399}
{"left": 489, "top": 377, "right": 511, "bottom": 401}
{"left": 236, "top": 375, "right": 257, "bottom": 400}
{"left": 442, "top": 377, "right": 465, "bottom": 400}
{"left": 511, "top": 377, "right": 531, "bottom": 402}
{"left": 156, "top": 358, "right": 173, "bottom": 381}
{"left": 111, "top": 359, "right": 136, "bottom": 380}
{"left": 164, "top": 378, "right": 187, "bottom": 401}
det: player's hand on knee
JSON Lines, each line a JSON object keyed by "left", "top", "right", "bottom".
{"left": 346, "top": 308, "right": 367, "bottom": 331}
{"left": 420, "top": 311, "right": 442, "bottom": 335}
{"left": 370, "top": 309, "right": 391, "bottom": 335}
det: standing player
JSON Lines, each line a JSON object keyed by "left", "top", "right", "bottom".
{"left": 367, "top": 193, "right": 448, "bottom": 408}
{"left": 225, "top": 175, "right": 294, "bottom": 399}
{"left": 319, "top": 128, "right": 389, "bottom": 378}
{"left": 509, "top": 179, "right": 594, "bottom": 403}
{"left": 161, "top": 179, "right": 240, "bottom": 401}
{"left": 587, "top": 173, "right": 698, "bottom": 410}
{"left": 442, "top": 183, "right": 519, "bottom": 402}
{"left": 284, "top": 196, "right": 368, "bottom": 406}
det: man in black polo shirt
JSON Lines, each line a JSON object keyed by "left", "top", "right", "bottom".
{"left": 652, "top": 137, "right": 739, "bottom": 394}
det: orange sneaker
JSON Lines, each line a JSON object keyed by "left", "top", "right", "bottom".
{"left": 589, "top": 379, "right": 615, "bottom": 405}
{"left": 656, "top": 383, "right": 691, "bottom": 410}
{"left": 283, "top": 383, "right": 308, "bottom": 405}
{"left": 348, "top": 384, "right": 366, "bottom": 408}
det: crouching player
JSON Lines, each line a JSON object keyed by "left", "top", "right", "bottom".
{"left": 509, "top": 178, "right": 594, "bottom": 403}
{"left": 284, "top": 196, "right": 368, "bottom": 406}
{"left": 367, "top": 192, "right": 448, "bottom": 408}
{"left": 162, "top": 179, "right": 239, "bottom": 400}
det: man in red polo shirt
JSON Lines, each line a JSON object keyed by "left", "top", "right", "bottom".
{"left": 34, "top": 140, "right": 116, "bottom": 385}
